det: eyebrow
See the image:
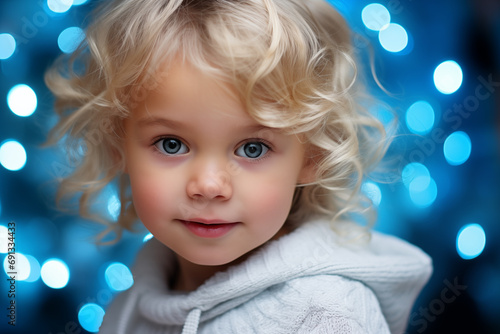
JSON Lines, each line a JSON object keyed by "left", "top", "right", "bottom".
{"left": 136, "top": 116, "right": 184, "bottom": 129}
{"left": 135, "top": 116, "right": 276, "bottom": 133}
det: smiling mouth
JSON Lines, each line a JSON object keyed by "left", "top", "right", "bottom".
{"left": 179, "top": 219, "right": 239, "bottom": 238}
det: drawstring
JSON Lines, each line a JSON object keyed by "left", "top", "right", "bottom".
{"left": 181, "top": 308, "right": 201, "bottom": 334}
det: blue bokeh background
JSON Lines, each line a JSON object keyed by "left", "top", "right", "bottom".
{"left": 1, "top": 0, "right": 499, "bottom": 333}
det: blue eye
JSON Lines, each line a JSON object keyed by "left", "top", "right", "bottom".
{"left": 155, "top": 138, "right": 188, "bottom": 155}
{"left": 235, "top": 142, "right": 269, "bottom": 159}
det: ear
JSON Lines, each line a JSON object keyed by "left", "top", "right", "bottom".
{"left": 298, "top": 160, "right": 317, "bottom": 185}
{"left": 297, "top": 147, "right": 320, "bottom": 185}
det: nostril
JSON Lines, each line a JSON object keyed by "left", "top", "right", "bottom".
{"left": 186, "top": 169, "right": 233, "bottom": 200}
{"left": 205, "top": 183, "right": 221, "bottom": 198}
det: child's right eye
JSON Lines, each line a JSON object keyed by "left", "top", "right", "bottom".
{"left": 154, "top": 138, "right": 189, "bottom": 155}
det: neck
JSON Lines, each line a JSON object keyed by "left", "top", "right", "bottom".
{"left": 172, "top": 257, "right": 225, "bottom": 292}
{"left": 171, "top": 225, "right": 292, "bottom": 292}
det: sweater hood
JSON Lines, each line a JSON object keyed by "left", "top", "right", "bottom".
{"left": 123, "top": 219, "right": 432, "bottom": 334}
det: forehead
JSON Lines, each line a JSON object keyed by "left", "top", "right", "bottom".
{"left": 157, "top": 60, "right": 234, "bottom": 103}
{"left": 131, "top": 59, "right": 256, "bottom": 126}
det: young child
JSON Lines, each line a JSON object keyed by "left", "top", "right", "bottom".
{"left": 46, "top": 0, "right": 432, "bottom": 333}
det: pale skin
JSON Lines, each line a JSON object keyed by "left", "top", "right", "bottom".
{"left": 122, "top": 59, "right": 315, "bottom": 291}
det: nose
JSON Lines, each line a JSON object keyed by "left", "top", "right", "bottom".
{"left": 186, "top": 161, "right": 233, "bottom": 201}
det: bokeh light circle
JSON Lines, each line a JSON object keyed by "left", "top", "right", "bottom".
{"left": 379, "top": 23, "right": 408, "bottom": 53}
{"left": 78, "top": 303, "right": 105, "bottom": 333}
{"left": 0, "top": 33, "right": 16, "bottom": 60}
{"left": 41, "top": 258, "right": 70, "bottom": 289}
{"left": 0, "top": 140, "right": 27, "bottom": 171}
{"left": 0, "top": 225, "right": 8, "bottom": 253}
{"left": 409, "top": 176, "right": 437, "bottom": 208}
{"left": 402, "top": 163, "right": 431, "bottom": 189}
{"left": 7, "top": 84, "right": 37, "bottom": 117}
{"left": 406, "top": 101, "right": 435, "bottom": 135}
{"left": 58, "top": 27, "right": 85, "bottom": 53}
{"left": 457, "top": 224, "right": 486, "bottom": 260}
{"left": 104, "top": 262, "right": 134, "bottom": 291}
{"left": 3, "top": 253, "right": 30, "bottom": 281}
{"left": 25, "top": 255, "right": 41, "bottom": 282}
{"left": 434, "top": 60, "right": 463, "bottom": 94}
{"left": 361, "top": 3, "right": 390, "bottom": 31}
{"left": 47, "top": 0, "right": 73, "bottom": 13}
{"left": 443, "top": 131, "right": 471, "bottom": 166}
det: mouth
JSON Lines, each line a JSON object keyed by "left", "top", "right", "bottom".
{"left": 178, "top": 219, "right": 239, "bottom": 238}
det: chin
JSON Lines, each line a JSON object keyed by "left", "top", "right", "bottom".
{"left": 183, "top": 250, "right": 248, "bottom": 267}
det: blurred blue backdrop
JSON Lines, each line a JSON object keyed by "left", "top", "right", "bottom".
{"left": 0, "top": 0, "right": 499, "bottom": 333}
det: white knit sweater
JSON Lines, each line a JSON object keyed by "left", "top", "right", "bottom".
{"left": 99, "top": 219, "right": 432, "bottom": 334}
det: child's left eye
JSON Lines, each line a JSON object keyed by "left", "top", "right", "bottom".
{"left": 235, "top": 142, "right": 269, "bottom": 159}
{"left": 154, "top": 138, "right": 189, "bottom": 155}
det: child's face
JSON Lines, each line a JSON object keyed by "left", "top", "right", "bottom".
{"left": 122, "top": 60, "right": 312, "bottom": 266}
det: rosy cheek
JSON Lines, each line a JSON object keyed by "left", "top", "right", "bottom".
{"left": 250, "top": 184, "right": 295, "bottom": 223}
{"left": 131, "top": 184, "right": 153, "bottom": 220}
{"left": 131, "top": 177, "right": 168, "bottom": 222}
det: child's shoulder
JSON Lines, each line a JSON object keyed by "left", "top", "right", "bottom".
{"left": 252, "top": 218, "right": 432, "bottom": 333}
{"left": 276, "top": 219, "right": 432, "bottom": 272}
{"left": 272, "top": 274, "right": 391, "bottom": 333}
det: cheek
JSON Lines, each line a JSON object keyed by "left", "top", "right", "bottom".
{"left": 130, "top": 178, "right": 161, "bottom": 223}
{"left": 129, "top": 173, "right": 179, "bottom": 225}
{"left": 242, "top": 177, "right": 297, "bottom": 224}
{"left": 262, "top": 166, "right": 302, "bottom": 215}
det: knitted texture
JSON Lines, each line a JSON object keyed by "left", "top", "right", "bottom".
{"left": 99, "top": 219, "right": 432, "bottom": 334}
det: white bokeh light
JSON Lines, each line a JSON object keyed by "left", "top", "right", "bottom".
{"left": 434, "top": 60, "right": 463, "bottom": 94}
{"left": 3, "top": 253, "right": 31, "bottom": 281}
{"left": 41, "top": 258, "right": 70, "bottom": 289}
{"left": 0, "top": 225, "right": 8, "bottom": 253}
{"left": 7, "top": 84, "right": 37, "bottom": 117}
{"left": 0, "top": 140, "right": 27, "bottom": 171}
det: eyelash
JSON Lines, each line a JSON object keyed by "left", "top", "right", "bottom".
{"left": 235, "top": 139, "right": 273, "bottom": 161}
{"left": 151, "top": 137, "right": 273, "bottom": 161}
{"left": 153, "top": 136, "right": 189, "bottom": 156}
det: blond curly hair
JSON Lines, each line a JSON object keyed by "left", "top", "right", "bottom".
{"left": 46, "top": 0, "right": 388, "bottom": 242}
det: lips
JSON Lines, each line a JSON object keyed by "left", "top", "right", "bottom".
{"left": 179, "top": 219, "right": 239, "bottom": 238}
